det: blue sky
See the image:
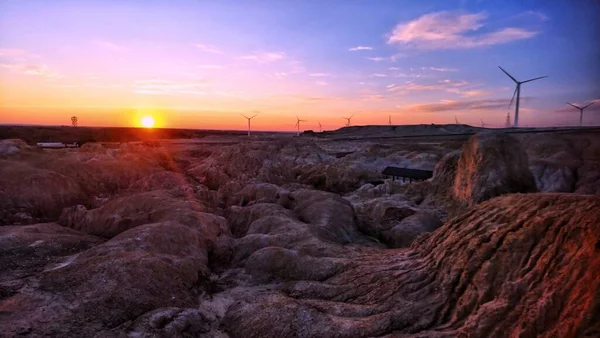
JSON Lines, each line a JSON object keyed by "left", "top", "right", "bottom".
{"left": 1, "top": 0, "right": 599, "bottom": 129}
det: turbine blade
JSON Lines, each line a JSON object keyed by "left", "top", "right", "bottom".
{"left": 508, "top": 86, "right": 518, "bottom": 110}
{"left": 582, "top": 102, "right": 595, "bottom": 109}
{"left": 498, "top": 66, "right": 518, "bottom": 83}
{"left": 250, "top": 114, "right": 258, "bottom": 119}
{"left": 521, "top": 75, "right": 547, "bottom": 84}
{"left": 566, "top": 102, "right": 581, "bottom": 110}
{"left": 241, "top": 114, "right": 249, "bottom": 119}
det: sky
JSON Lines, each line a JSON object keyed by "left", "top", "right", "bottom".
{"left": 1, "top": 0, "right": 599, "bottom": 131}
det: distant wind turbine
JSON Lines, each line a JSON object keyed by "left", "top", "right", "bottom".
{"left": 295, "top": 116, "right": 307, "bottom": 136}
{"left": 499, "top": 66, "right": 547, "bottom": 128}
{"left": 480, "top": 119, "right": 487, "bottom": 128}
{"left": 455, "top": 116, "right": 459, "bottom": 124}
{"left": 241, "top": 112, "right": 258, "bottom": 136}
{"left": 342, "top": 113, "right": 356, "bottom": 127}
{"left": 388, "top": 114, "right": 392, "bottom": 126}
{"left": 318, "top": 121, "right": 322, "bottom": 132}
{"left": 566, "top": 101, "right": 595, "bottom": 126}
{"left": 505, "top": 112, "right": 512, "bottom": 128}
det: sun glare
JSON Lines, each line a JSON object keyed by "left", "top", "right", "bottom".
{"left": 141, "top": 116, "right": 155, "bottom": 128}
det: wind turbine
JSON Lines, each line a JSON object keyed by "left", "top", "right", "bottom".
{"left": 455, "top": 116, "right": 459, "bottom": 124}
{"left": 499, "top": 66, "right": 547, "bottom": 128}
{"left": 241, "top": 112, "right": 258, "bottom": 136}
{"left": 505, "top": 112, "right": 512, "bottom": 128}
{"left": 480, "top": 119, "right": 487, "bottom": 128}
{"left": 317, "top": 121, "right": 323, "bottom": 132}
{"left": 566, "top": 101, "right": 595, "bottom": 126}
{"left": 388, "top": 114, "right": 392, "bottom": 126}
{"left": 295, "top": 116, "right": 307, "bottom": 136}
{"left": 342, "top": 113, "right": 356, "bottom": 127}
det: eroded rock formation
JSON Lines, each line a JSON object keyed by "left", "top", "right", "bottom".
{"left": 1, "top": 129, "right": 599, "bottom": 337}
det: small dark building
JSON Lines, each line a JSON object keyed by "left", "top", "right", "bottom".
{"left": 382, "top": 166, "right": 433, "bottom": 183}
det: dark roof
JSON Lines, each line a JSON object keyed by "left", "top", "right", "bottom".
{"left": 382, "top": 166, "right": 433, "bottom": 180}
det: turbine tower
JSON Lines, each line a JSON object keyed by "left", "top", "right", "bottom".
{"left": 388, "top": 114, "right": 392, "bottom": 126}
{"left": 318, "top": 121, "right": 322, "bottom": 132}
{"left": 241, "top": 112, "right": 258, "bottom": 136}
{"left": 499, "top": 66, "right": 547, "bottom": 128}
{"left": 295, "top": 116, "right": 307, "bottom": 136}
{"left": 455, "top": 116, "right": 459, "bottom": 124}
{"left": 566, "top": 101, "right": 595, "bottom": 126}
{"left": 342, "top": 113, "right": 356, "bottom": 127}
{"left": 480, "top": 119, "right": 487, "bottom": 128}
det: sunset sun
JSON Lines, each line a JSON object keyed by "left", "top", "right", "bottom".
{"left": 141, "top": 116, "right": 155, "bottom": 128}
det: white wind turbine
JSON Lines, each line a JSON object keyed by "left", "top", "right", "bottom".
{"left": 241, "top": 112, "right": 258, "bottom": 136}
{"left": 566, "top": 101, "right": 595, "bottom": 126}
{"left": 499, "top": 66, "right": 547, "bottom": 128}
{"left": 295, "top": 116, "right": 307, "bottom": 136}
{"left": 342, "top": 113, "right": 356, "bottom": 127}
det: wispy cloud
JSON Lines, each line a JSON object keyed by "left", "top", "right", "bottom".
{"left": 459, "top": 89, "right": 491, "bottom": 97}
{"left": 1, "top": 63, "right": 61, "bottom": 79}
{"left": 421, "top": 66, "right": 458, "bottom": 72}
{"left": 194, "top": 44, "right": 223, "bottom": 54}
{"left": 238, "top": 52, "right": 285, "bottom": 63}
{"left": 94, "top": 40, "right": 130, "bottom": 52}
{"left": 315, "top": 81, "right": 328, "bottom": 86}
{"left": 371, "top": 73, "right": 387, "bottom": 78}
{"left": 197, "top": 65, "right": 223, "bottom": 69}
{"left": 387, "top": 11, "right": 538, "bottom": 50}
{"left": 275, "top": 72, "right": 288, "bottom": 79}
{"left": 309, "top": 73, "right": 332, "bottom": 77}
{"left": 390, "top": 72, "right": 426, "bottom": 79}
{"left": 362, "top": 94, "right": 386, "bottom": 101}
{"left": 0, "top": 48, "right": 40, "bottom": 59}
{"left": 387, "top": 79, "right": 470, "bottom": 94}
{"left": 512, "top": 10, "right": 549, "bottom": 22}
{"left": 402, "top": 97, "right": 532, "bottom": 113}
{"left": 367, "top": 57, "right": 386, "bottom": 62}
{"left": 288, "top": 60, "right": 305, "bottom": 74}
{"left": 349, "top": 46, "right": 373, "bottom": 51}
{"left": 389, "top": 67, "right": 400, "bottom": 71}
{"left": 132, "top": 79, "right": 209, "bottom": 95}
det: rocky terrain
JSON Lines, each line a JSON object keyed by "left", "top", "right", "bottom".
{"left": 1, "top": 126, "right": 599, "bottom": 337}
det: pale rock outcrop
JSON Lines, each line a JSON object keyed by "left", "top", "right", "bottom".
{"left": 0, "top": 139, "right": 31, "bottom": 156}
{"left": 529, "top": 160, "right": 576, "bottom": 192}
{"left": 453, "top": 132, "right": 537, "bottom": 204}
